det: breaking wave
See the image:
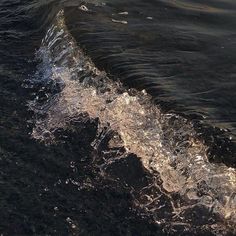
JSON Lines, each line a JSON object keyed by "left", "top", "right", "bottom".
{"left": 27, "top": 10, "right": 236, "bottom": 235}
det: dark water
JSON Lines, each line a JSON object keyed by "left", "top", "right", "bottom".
{"left": 0, "top": 0, "right": 236, "bottom": 235}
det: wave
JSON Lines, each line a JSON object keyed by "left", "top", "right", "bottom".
{"left": 27, "top": 9, "right": 236, "bottom": 235}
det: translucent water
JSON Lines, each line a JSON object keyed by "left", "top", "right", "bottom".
{"left": 28, "top": 10, "right": 236, "bottom": 235}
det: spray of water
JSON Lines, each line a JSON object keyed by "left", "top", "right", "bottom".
{"left": 28, "top": 10, "right": 236, "bottom": 235}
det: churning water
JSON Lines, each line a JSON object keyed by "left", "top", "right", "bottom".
{"left": 0, "top": 0, "right": 236, "bottom": 235}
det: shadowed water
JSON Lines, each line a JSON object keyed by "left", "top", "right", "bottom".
{"left": 64, "top": 0, "right": 236, "bottom": 139}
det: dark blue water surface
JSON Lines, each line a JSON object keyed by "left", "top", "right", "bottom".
{"left": 0, "top": 0, "right": 236, "bottom": 235}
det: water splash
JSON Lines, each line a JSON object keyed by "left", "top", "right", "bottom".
{"left": 28, "top": 10, "right": 236, "bottom": 235}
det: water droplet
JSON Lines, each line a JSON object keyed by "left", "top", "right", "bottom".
{"left": 79, "top": 5, "right": 89, "bottom": 12}
{"left": 111, "top": 19, "right": 128, "bottom": 24}
{"left": 118, "top": 11, "right": 129, "bottom": 15}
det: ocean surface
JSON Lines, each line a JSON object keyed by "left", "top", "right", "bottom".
{"left": 0, "top": 0, "right": 236, "bottom": 235}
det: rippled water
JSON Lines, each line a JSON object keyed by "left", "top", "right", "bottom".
{"left": 64, "top": 0, "right": 236, "bottom": 137}
{"left": 0, "top": 0, "right": 236, "bottom": 235}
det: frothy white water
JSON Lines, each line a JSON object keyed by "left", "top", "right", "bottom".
{"left": 29, "top": 10, "right": 236, "bottom": 234}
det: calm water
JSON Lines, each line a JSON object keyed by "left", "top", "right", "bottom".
{"left": 0, "top": 0, "right": 236, "bottom": 235}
